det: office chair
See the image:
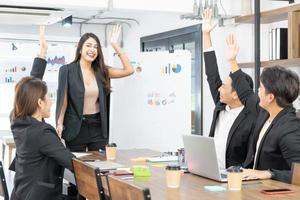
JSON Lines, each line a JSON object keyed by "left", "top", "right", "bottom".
{"left": 0, "top": 161, "right": 9, "bottom": 200}
{"left": 72, "top": 158, "right": 106, "bottom": 200}
{"left": 292, "top": 162, "right": 300, "bottom": 186}
{"left": 107, "top": 175, "right": 151, "bottom": 200}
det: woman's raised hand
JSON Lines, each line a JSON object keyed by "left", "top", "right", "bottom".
{"left": 109, "top": 24, "right": 122, "bottom": 45}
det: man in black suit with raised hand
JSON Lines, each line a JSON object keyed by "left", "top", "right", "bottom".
{"left": 202, "top": 9, "right": 256, "bottom": 170}
{"left": 226, "top": 33, "right": 300, "bottom": 183}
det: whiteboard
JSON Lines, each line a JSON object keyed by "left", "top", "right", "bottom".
{"left": 109, "top": 50, "right": 191, "bottom": 152}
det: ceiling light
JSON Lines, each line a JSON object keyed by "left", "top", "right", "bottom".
{"left": 62, "top": 15, "right": 72, "bottom": 27}
{"left": 12, "top": 43, "right": 17, "bottom": 51}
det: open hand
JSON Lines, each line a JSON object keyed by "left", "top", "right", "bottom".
{"left": 202, "top": 9, "right": 218, "bottom": 34}
{"left": 109, "top": 24, "right": 122, "bottom": 45}
{"left": 226, "top": 33, "right": 239, "bottom": 62}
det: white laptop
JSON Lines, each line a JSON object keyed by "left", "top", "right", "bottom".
{"left": 182, "top": 134, "right": 228, "bottom": 182}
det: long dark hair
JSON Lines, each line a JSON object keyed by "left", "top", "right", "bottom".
{"left": 73, "top": 33, "right": 110, "bottom": 94}
{"left": 10, "top": 77, "right": 48, "bottom": 121}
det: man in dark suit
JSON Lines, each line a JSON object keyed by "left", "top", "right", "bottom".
{"left": 202, "top": 9, "right": 256, "bottom": 169}
{"left": 226, "top": 33, "right": 300, "bottom": 183}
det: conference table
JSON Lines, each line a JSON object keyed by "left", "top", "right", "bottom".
{"left": 64, "top": 149, "right": 300, "bottom": 200}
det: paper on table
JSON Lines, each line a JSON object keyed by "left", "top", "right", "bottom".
{"left": 147, "top": 156, "right": 178, "bottom": 162}
{"left": 86, "top": 161, "right": 124, "bottom": 170}
{"left": 72, "top": 152, "right": 93, "bottom": 158}
{"left": 204, "top": 186, "right": 226, "bottom": 192}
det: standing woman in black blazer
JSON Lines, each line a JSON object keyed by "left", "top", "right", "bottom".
{"left": 56, "top": 24, "right": 134, "bottom": 152}
{"left": 10, "top": 27, "right": 75, "bottom": 200}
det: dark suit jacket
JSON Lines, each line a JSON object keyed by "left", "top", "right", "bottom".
{"left": 10, "top": 57, "right": 75, "bottom": 200}
{"left": 230, "top": 69, "right": 300, "bottom": 183}
{"left": 56, "top": 62, "right": 108, "bottom": 142}
{"left": 204, "top": 51, "right": 255, "bottom": 168}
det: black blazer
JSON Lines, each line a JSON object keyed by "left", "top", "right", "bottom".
{"left": 204, "top": 51, "right": 255, "bottom": 168}
{"left": 230, "top": 69, "right": 300, "bottom": 183}
{"left": 10, "top": 58, "right": 75, "bottom": 200}
{"left": 56, "top": 62, "right": 108, "bottom": 142}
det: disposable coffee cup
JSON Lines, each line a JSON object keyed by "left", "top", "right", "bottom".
{"left": 106, "top": 143, "right": 117, "bottom": 160}
{"left": 227, "top": 166, "right": 243, "bottom": 191}
{"left": 165, "top": 165, "right": 181, "bottom": 188}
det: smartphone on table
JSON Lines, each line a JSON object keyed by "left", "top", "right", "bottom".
{"left": 261, "top": 188, "right": 294, "bottom": 195}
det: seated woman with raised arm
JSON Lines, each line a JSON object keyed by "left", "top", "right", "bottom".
{"left": 10, "top": 26, "right": 75, "bottom": 200}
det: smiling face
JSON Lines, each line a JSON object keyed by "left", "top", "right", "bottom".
{"left": 218, "top": 76, "right": 237, "bottom": 105}
{"left": 258, "top": 82, "right": 274, "bottom": 110}
{"left": 80, "top": 37, "right": 98, "bottom": 63}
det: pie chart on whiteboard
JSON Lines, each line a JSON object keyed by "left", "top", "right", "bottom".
{"left": 172, "top": 64, "right": 182, "bottom": 73}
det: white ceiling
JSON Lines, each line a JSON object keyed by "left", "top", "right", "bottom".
{"left": 0, "top": 0, "right": 193, "bottom": 26}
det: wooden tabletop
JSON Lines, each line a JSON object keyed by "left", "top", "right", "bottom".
{"left": 72, "top": 149, "right": 300, "bottom": 200}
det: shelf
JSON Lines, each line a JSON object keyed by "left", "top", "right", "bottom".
{"left": 238, "top": 58, "right": 300, "bottom": 68}
{"left": 235, "top": 3, "right": 300, "bottom": 24}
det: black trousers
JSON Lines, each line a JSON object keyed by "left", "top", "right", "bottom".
{"left": 66, "top": 112, "right": 108, "bottom": 152}
{"left": 65, "top": 113, "right": 108, "bottom": 200}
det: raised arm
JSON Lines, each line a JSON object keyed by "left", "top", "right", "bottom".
{"left": 226, "top": 33, "right": 239, "bottom": 73}
{"left": 202, "top": 9, "right": 217, "bottom": 50}
{"left": 107, "top": 24, "right": 134, "bottom": 78}
{"left": 226, "top": 33, "right": 260, "bottom": 115}
{"left": 202, "top": 9, "right": 222, "bottom": 105}
{"left": 30, "top": 26, "right": 48, "bottom": 79}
